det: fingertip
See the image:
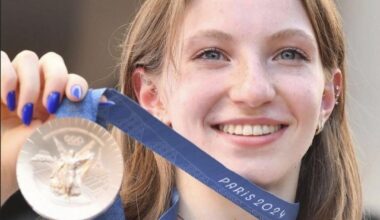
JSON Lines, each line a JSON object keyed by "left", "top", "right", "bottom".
{"left": 66, "top": 74, "right": 89, "bottom": 102}
{"left": 6, "top": 91, "right": 16, "bottom": 111}
{"left": 67, "top": 84, "right": 88, "bottom": 102}
{"left": 21, "top": 103, "right": 34, "bottom": 126}
{"left": 71, "top": 84, "right": 84, "bottom": 100}
{"left": 46, "top": 91, "right": 61, "bottom": 114}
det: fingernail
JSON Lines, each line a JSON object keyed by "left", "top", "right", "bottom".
{"left": 71, "top": 85, "right": 82, "bottom": 99}
{"left": 6, "top": 91, "right": 16, "bottom": 111}
{"left": 47, "top": 91, "right": 60, "bottom": 114}
{"left": 22, "top": 103, "right": 33, "bottom": 126}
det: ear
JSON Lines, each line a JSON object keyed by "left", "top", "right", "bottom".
{"left": 132, "top": 67, "right": 170, "bottom": 124}
{"left": 132, "top": 67, "right": 160, "bottom": 114}
{"left": 320, "top": 68, "right": 342, "bottom": 123}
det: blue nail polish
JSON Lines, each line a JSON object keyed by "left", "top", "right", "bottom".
{"left": 47, "top": 92, "right": 60, "bottom": 114}
{"left": 6, "top": 91, "right": 16, "bottom": 111}
{"left": 71, "top": 85, "right": 82, "bottom": 99}
{"left": 22, "top": 103, "right": 33, "bottom": 126}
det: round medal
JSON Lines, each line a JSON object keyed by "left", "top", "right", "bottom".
{"left": 16, "top": 118, "right": 124, "bottom": 220}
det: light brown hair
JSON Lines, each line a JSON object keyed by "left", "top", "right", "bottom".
{"left": 114, "top": 0, "right": 362, "bottom": 219}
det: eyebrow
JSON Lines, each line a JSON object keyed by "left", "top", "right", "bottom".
{"left": 185, "top": 29, "right": 234, "bottom": 43}
{"left": 184, "top": 28, "right": 317, "bottom": 50}
{"left": 269, "top": 29, "right": 316, "bottom": 44}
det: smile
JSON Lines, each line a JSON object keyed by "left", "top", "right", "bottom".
{"left": 218, "top": 124, "right": 282, "bottom": 136}
{"left": 212, "top": 120, "right": 288, "bottom": 147}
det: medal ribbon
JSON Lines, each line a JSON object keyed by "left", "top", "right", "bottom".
{"left": 57, "top": 88, "right": 299, "bottom": 220}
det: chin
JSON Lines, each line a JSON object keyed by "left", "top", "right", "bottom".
{"left": 223, "top": 158, "right": 293, "bottom": 189}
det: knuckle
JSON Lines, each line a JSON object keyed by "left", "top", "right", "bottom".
{"left": 17, "top": 50, "right": 39, "bottom": 62}
{"left": 40, "top": 51, "right": 63, "bottom": 64}
{"left": 1, "top": 51, "right": 8, "bottom": 59}
{"left": 1, "top": 54, "right": 16, "bottom": 82}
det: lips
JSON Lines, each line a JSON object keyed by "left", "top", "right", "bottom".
{"left": 211, "top": 118, "right": 288, "bottom": 147}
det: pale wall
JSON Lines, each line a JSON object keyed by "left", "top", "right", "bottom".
{"left": 338, "top": 0, "right": 380, "bottom": 214}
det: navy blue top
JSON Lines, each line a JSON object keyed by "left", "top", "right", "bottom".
{"left": 95, "top": 189, "right": 180, "bottom": 220}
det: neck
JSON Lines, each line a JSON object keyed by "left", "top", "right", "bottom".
{"left": 175, "top": 165, "right": 300, "bottom": 220}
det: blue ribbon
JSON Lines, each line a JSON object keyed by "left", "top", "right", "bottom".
{"left": 57, "top": 88, "right": 299, "bottom": 220}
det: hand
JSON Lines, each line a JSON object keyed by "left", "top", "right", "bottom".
{"left": 1, "top": 50, "right": 89, "bottom": 206}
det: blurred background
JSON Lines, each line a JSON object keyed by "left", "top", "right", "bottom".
{"left": 1, "top": 0, "right": 379, "bottom": 218}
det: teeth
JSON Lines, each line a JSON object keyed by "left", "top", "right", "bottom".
{"left": 228, "top": 125, "right": 235, "bottom": 134}
{"left": 242, "top": 125, "right": 252, "bottom": 135}
{"left": 235, "top": 125, "right": 243, "bottom": 134}
{"left": 253, "top": 125, "right": 263, "bottom": 136}
{"left": 218, "top": 124, "right": 281, "bottom": 136}
{"left": 262, "top": 125, "right": 269, "bottom": 134}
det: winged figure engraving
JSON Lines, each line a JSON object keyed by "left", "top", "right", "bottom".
{"left": 31, "top": 137, "right": 108, "bottom": 198}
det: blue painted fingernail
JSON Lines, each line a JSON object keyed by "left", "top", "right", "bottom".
{"left": 47, "top": 91, "right": 60, "bottom": 114}
{"left": 22, "top": 103, "right": 33, "bottom": 126}
{"left": 6, "top": 91, "right": 16, "bottom": 111}
{"left": 71, "top": 85, "right": 82, "bottom": 99}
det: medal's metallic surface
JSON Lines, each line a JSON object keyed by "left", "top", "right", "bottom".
{"left": 17, "top": 118, "right": 124, "bottom": 220}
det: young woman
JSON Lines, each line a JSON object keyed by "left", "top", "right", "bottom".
{"left": 1, "top": 0, "right": 362, "bottom": 219}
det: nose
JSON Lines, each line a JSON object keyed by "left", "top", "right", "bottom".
{"left": 229, "top": 60, "right": 276, "bottom": 108}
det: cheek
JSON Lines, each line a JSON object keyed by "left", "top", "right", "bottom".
{"left": 277, "top": 72, "right": 323, "bottom": 118}
{"left": 291, "top": 84, "right": 320, "bottom": 114}
{"left": 277, "top": 74, "right": 323, "bottom": 150}
{"left": 165, "top": 75, "right": 220, "bottom": 134}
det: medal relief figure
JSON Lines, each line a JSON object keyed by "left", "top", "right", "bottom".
{"left": 31, "top": 137, "right": 96, "bottom": 197}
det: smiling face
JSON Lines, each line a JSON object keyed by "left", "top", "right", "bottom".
{"left": 139, "top": 0, "right": 336, "bottom": 190}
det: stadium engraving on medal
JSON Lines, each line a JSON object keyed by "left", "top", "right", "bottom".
{"left": 17, "top": 118, "right": 124, "bottom": 220}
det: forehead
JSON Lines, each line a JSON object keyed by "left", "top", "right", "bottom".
{"left": 182, "top": 0, "right": 315, "bottom": 42}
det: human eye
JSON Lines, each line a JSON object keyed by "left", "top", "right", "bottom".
{"left": 195, "top": 48, "right": 230, "bottom": 61}
{"left": 273, "top": 48, "right": 310, "bottom": 62}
